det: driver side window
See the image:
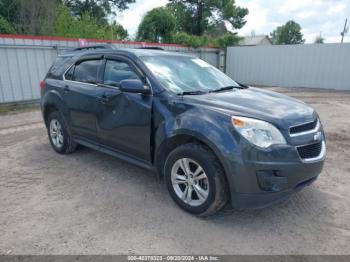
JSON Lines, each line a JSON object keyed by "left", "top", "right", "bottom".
{"left": 103, "top": 60, "right": 140, "bottom": 87}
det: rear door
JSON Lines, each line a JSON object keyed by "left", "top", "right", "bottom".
{"left": 63, "top": 56, "right": 103, "bottom": 142}
{"left": 96, "top": 56, "right": 153, "bottom": 162}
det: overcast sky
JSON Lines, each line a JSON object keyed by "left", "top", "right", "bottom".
{"left": 117, "top": 0, "right": 350, "bottom": 43}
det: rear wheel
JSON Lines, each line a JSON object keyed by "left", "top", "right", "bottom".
{"left": 47, "top": 111, "right": 77, "bottom": 154}
{"left": 164, "top": 143, "right": 228, "bottom": 216}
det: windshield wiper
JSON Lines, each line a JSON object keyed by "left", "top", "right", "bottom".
{"left": 177, "top": 90, "right": 207, "bottom": 96}
{"left": 209, "top": 85, "right": 243, "bottom": 93}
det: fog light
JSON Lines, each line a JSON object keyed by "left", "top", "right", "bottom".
{"left": 256, "top": 170, "right": 288, "bottom": 192}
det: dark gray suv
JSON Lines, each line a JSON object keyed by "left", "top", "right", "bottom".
{"left": 40, "top": 46, "right": 326, "bottom": 216}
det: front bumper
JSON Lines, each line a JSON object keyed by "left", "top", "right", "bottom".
{"left": 230, "top": 160, "right": 323, "bottom": 209}
{"left": 223, "top": 135, "right": 326, "bottom": 209}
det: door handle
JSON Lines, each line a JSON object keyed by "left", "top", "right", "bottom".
{"left": 64, "top": 85, "right": 70, "bottom": 93}
{"left": 97, "top": 95, "right": 109, "bottom": 104}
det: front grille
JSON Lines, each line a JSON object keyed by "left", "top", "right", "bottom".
{"left": 290, "top": 119, "right": 318, "bottom": 134}
{"left": 297, "top": 141, "right": 322, "bottom": 159}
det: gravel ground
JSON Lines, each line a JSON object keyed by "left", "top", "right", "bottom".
{"left": 0, "top": 87, "right": 349, "bottom": 255}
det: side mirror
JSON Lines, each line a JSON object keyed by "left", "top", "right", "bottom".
{"left": 120, "top": 79, "right": 151, "bottom": 95}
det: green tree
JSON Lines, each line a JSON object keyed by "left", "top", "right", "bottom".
{"left": 55, "top": 5, "right": 78, "bottom": 38}
{"left": 55, "top": 4, "right": 128, "bottom": 40}
{"left": 0, "top": 0, "right": 130, "bottom": 38}
{"left": 172, "top": 31, "right": 239, "bottom": 48}
{"left": 166, "top": 1, "right": 192, "bottom": 33}
{"left": 172, "top": 32, "right": 191, "bottom": 44}
{"left": 75, "top": 12, "right": 105, "bottom": 38}
{"left": 167, "top": 0, "right": 248, "bottom": 36}
{"left": 108, "top": 21, "right": 128, "bottom": 40}
{"left": 17, "top": 0, "right": 60, "bottom": 35}
{"left": 0, "top": 0, "right": 20, "bottom": 27}
{"left": 206, "top": 21, "right": 228, "bottom": 37}
{"left": 314, "top": 36, "right": 325, "bottom": 44}
{"left": 0, "top": 0, "right": 60, "bottom": 35}
{"left": 63, "top": 0, "right": 135, "bottom": 25}
{"left": 270, "top": 20, "right": 305, "bottom": 45}
{"left": 0, "top": 15, "right": 16, "bottom": 34}
{"left": 136, "top": 7, "right": 176, "bottom": 43}
{"left": 215, "top": 32, "right": 241, "bottom": 48}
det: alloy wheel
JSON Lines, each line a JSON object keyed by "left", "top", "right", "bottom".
{"left": 49, "top": 119, "right": 64, "bottom": 149}
{"left": 171, "top": 158, "right": 209, "bottom": 206}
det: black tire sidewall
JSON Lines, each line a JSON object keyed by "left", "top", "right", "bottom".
{"left": 47, "top": 111, "right": 69, "bottom": 154}
{"left": 164, "top": 146, "right": 219, "bottom": 215}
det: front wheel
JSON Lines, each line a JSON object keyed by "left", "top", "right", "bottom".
{"left": 164, "top": 143, "right": 228, "bottom": 216}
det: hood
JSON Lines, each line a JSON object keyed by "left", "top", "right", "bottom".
{"left": 183, "top": 87, "right": 316, "bottom": 130}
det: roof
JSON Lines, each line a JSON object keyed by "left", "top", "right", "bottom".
{"left": 239, "top": 35, "right": 272, "bottom": 46}
{"left": 0, "top": 33, "right": 190, "bottom": 48}
{"left": 0, "top": 33, "right": 219, "bottom": 49}
{"left": 120, "top": 48, "right": 192, "bottom": 57}
{"left": 61, "top": 46, "right": 194, "bottom": 58}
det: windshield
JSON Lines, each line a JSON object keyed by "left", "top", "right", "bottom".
{"left": 140, "top": 55, "right": 240, "bottom": 94}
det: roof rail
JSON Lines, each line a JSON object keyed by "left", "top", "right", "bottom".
{"left": 72, "top": 45, "right": 116, "bottom": 51}
{"left": 137, "top": 47, "right": 164, "bottom": 50}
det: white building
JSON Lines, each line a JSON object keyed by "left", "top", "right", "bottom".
{"left": 239, "top": 35, "right": 272, "bottom": 46}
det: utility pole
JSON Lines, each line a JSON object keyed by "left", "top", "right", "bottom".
{"left": 111, "top": 24, "right": 114, "bottom": 42}
{"left": 341, "top": 18, "right": 348, "bottom": 43}
{"left": 111, "top": 15, "right": 114, "bottom": 42}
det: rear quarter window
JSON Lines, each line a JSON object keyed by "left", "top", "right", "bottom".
{"left": 64, "top": 66, "right": 74, "bottom": 81}
{"left": 47, "top": 56, "right": 73, "bottom": 79}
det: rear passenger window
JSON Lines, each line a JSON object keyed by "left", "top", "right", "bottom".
{"left": 103, "top": 60, "right": 140, "bottom": 87}
{"left": 73, "top": 60, "right": 101, "bottom": 84}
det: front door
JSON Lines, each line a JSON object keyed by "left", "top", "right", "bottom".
{"left": 96, "top": 57, "right": 153, "bottom": 162}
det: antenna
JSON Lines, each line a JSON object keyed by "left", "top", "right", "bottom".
{"left": 341, "top": 18, "right": 348, "bottom": 43}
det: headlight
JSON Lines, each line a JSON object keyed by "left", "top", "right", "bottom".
{"left": 231, "top": 116, "right": 286, "bottom": 148}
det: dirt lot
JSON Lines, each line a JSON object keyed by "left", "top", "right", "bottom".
{"left": 0, "top": 87, "right": 349, "bottom": 255}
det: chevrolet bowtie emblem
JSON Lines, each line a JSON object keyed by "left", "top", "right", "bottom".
{"left": 314, "top": 132, "right": 322, "bottom": 142}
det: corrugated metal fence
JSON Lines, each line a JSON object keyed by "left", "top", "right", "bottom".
{"left": 4, "top": 35, "right": 348, "bottom": 104}
{"left": 0, "top": 34, "right": 222, "bottom": 103}
{"left": 226, "top": 43, "right": 350, "bottom": 90}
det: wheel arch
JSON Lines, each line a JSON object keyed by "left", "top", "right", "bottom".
{"left": 43, "top": 103, "right": 59, "bottom": 126}
{"left": 155, "top": 131, "right": 233, "bottom": 203}
{"left": 42, "top": 90, "right": 68, "bottom": 127}
{"left": 155, "top": 130, "right": 232, "bottom": 193}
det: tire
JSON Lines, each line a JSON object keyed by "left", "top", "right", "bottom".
{"left": 164, "top": 143, "right": 228, "bottom": 216}
{"left": 47, "top": 111, "right": 77, "bottom": 154}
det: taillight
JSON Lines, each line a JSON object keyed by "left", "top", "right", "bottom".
{"left": 40, "top": 80, "right": 46, "bottom": 96}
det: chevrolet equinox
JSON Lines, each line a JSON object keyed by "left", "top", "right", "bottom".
{"left": 40, "top": 46, "right": 326, "bottom": 216}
